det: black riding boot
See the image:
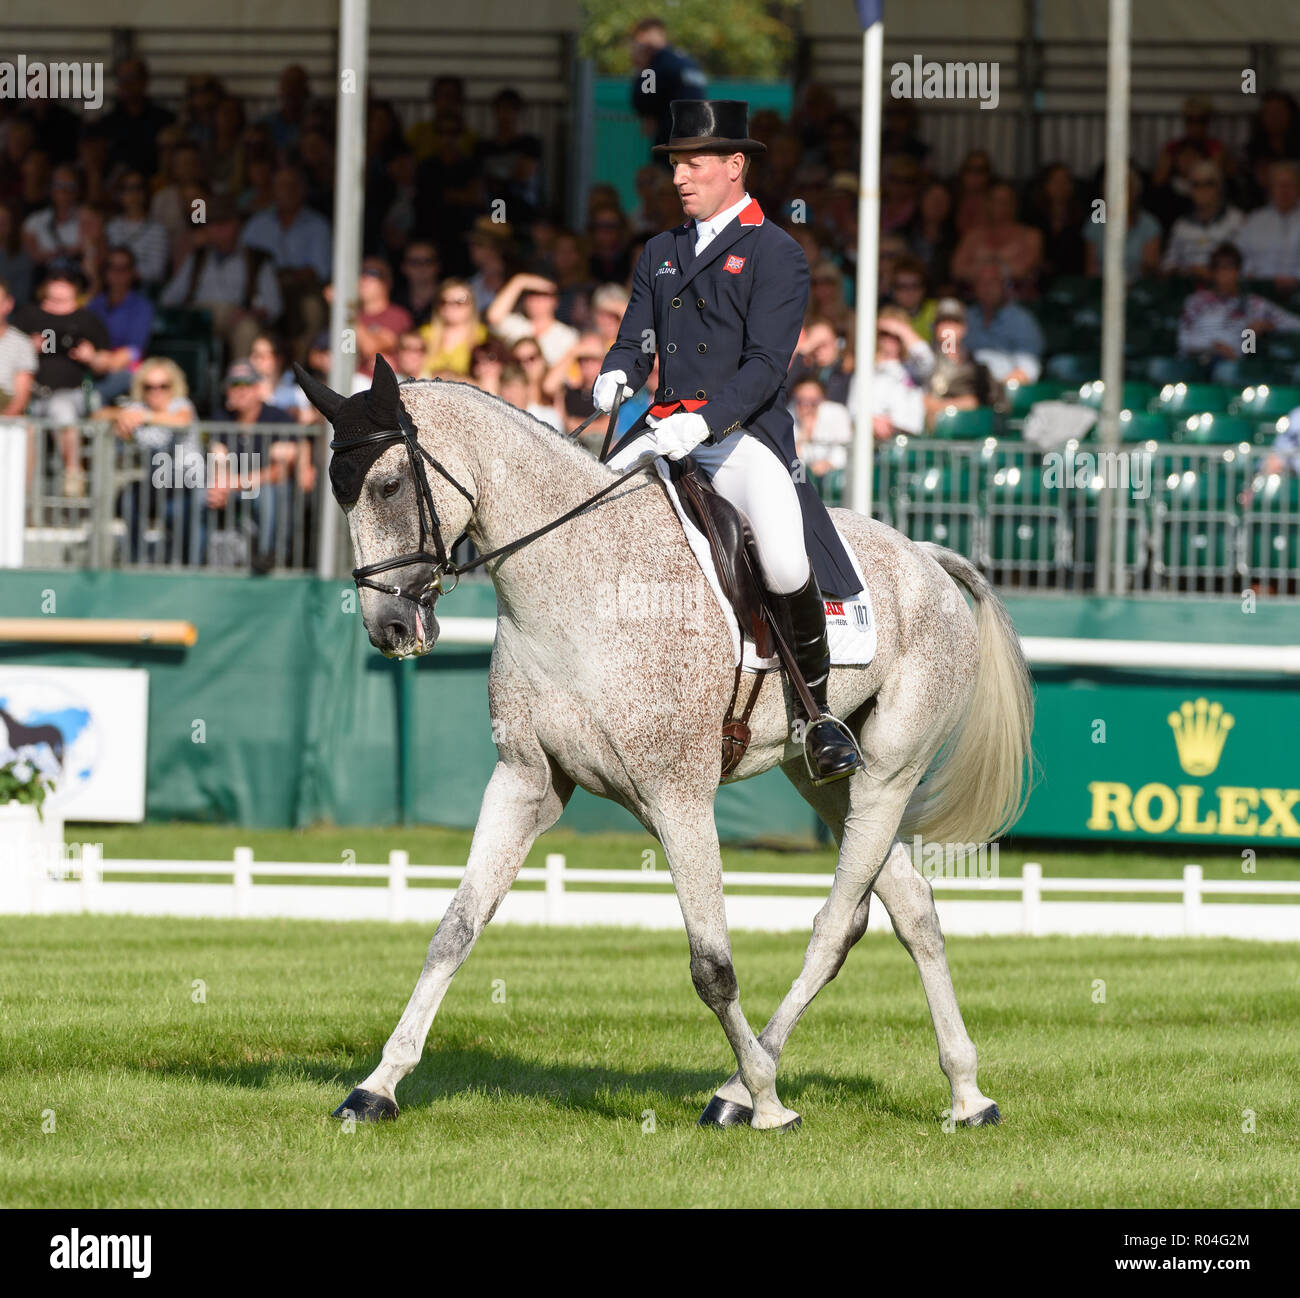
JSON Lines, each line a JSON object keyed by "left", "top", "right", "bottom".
{"left": 769, "top": 573, "right": 864, "bottom": 785}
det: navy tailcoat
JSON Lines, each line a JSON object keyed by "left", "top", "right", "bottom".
{"left": 600, "top": 198, "right": 861, "bottom": 597}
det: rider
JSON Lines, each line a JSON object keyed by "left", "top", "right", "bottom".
{"left": 595, "top": 100, "right": 864, "bottom": 785}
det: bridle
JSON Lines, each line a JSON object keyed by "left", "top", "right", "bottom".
{"left": 336, "top": 387, "right": 635, "bottom": 606}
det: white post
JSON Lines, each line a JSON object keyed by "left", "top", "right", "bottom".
{"left": 318, "top": 0, "right": 370, "bottom": 579}
{"left": 1096, "top": 0, "right": 1130, "bottom": 595}
{"left": 0, "top": 421, "right": 25, "bottom": 567}
{"left": 233, "top": 846, "right": 253, "bottom": 919}
{"left": 1021, "top": 861, "right": 1042, "bottom": 936}
{"left": 388, "top": 848, "right": 408, "bottom": 922}
{"left": 1183, "top": 864, "right": 1203, "bottom": 937}
{"left": 850, "top": 17, "right": 883, "bottom": 518}
{"left": 545, "top": 852, "right": 565, "bottom": 926}
{"left": 79, "top": 840, "right": 101, "bottom": 912}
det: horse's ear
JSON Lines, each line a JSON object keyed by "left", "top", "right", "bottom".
{"left": 369, "top": 353, "right": 400, "bottom": 417}
{"left": 293, "top": 363, "right": 344, "bottom": 421}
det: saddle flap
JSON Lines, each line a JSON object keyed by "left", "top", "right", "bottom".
{"left": 669, "top": 458, "right": 775, "bottom": 660}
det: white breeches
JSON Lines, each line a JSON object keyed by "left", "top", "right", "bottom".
{"left": 689, "top": 429, "right": 811, "bottom": 595}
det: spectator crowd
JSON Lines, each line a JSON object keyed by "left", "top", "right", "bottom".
{"left": 2, "top": 28, "right": 1300, "bottom": 564}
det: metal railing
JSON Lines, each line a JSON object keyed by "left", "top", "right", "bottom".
{"left": 17, "top": 418, "right": 327, "bottom": 574}
{"left": 819, "top": 435, "right": 1300, "bottom": 598}
{"left": 8, "top": 418, "right": 1298, "bottom": 595}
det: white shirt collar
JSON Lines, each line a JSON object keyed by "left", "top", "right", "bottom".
{"left": 695, "top": 192, "right": 752, "bottom": 245}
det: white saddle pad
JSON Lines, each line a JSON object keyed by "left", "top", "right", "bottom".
{"left": 654, "top": 459, "right": 877, "bottom": 671}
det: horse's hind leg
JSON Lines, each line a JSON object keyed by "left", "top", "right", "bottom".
{"left": 650, "top": 801, "right": 799, "bottom": 1131}
{"left": 333, "top": 753, "right": 572, "bottom": 1121}
{"left": 872, "top": 847, "right": 999, "bottom": 1126}
{"left": 703, "top": 762, "right": 1000, "bottom": 1128}
{"left": 701, "top": 755, "right": 911, "bottom": 1125}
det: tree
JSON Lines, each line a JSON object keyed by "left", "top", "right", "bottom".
{"left": 581, "top": 0, "right": 799, "bottom": 80}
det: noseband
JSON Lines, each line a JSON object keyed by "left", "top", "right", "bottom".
{"left": 338, "top": 388, "right": 632, "bottom": 607}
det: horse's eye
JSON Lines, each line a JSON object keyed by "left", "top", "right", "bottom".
{"left": 381, "top": 477, "right": 401, "bottom": 499}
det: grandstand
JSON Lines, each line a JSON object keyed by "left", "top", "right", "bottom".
{"left": 1, "top": 6, "right": 1298, "bottom": 603}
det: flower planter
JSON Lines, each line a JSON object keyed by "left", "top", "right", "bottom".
{"left": 0, "top": 801, "right": 65, "bottom": 913}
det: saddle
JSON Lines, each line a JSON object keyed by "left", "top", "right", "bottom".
{"left": 669, "top": 457, "right": 775, "bottom": 661}
{"left": 667, "top": 457, "right": 779, "bottom": 778}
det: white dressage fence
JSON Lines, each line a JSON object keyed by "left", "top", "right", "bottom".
{"left": 3, "top": 846, "right": 1298, "bottom": 941}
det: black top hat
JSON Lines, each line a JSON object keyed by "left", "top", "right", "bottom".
{"left": 653, "top": 100, "right": 766, "bottom": 157}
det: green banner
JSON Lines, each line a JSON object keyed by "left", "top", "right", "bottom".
{"left": 1, "top": 571, "right": 1295, "bottom": 846}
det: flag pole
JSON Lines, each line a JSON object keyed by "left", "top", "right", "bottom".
{"left": 850, "top": 3, "right": 883, "bottom": 518}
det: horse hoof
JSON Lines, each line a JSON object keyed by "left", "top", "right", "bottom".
{"left": 780, "top": 1113, "right": 802, "bottom": 1133}
{"left": 332, "top": 1087, "right": 398, "bottom": 1122}
{"left": 697, "top": 1095, "right": 753, "bottom": 1127}
{"left": 963, "top": 1103, "right": 1001, "bottom": 1128}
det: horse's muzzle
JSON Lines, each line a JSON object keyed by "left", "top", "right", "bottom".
{"left": 368, "top": 594, "right": 438, "bottom": 658}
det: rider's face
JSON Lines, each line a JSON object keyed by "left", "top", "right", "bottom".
{"left": 671, "top": 152, "right": 744, "bottom": 221}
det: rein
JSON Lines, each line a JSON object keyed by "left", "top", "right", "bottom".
{"left": 338, "top": 388, "right": 638, "bottom": 604}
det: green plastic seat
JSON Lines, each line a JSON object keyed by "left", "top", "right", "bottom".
{"left": 1003, "top": 381, "right": 1071, "bottom": 418}
{"left": 1151, "top": 382, "right": 1235, "bottom": 416}
{"left": 929, "top": 405, "right": 997, "bottom": 440}
{"left": 1075, "top": 380, "right": 1158, "bottom": 412}
{"left": 1118, "top": 410, "right": 1171, "bottom": 441}
{"left": 1171, "top": 413, "right": 1255, "bottom": 445}
{"left": 1230, "top": 383, "right": 1300, "bottom": 421}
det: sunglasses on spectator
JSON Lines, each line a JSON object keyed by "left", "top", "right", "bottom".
{"left": 144, "top": 381, "right": 173, "bottom": 391}
{"left": 440, "top": 293, "right": 471, "bottom": 306}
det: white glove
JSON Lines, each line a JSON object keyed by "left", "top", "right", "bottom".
{"left": 606, "top": 432, "right": 659, "bottom": 472}
{"left": 592, "top": 369, "right": 633, "bottom": 413}
{"left": 644, "top": 410, "right": 710, "bottom": 460}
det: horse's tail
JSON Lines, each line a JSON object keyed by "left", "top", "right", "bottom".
{"left": 901, "top": 544, "right": 1035, "bottom": 847}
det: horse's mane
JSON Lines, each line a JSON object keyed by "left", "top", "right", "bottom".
{"left": 399, "top": 378, "right": 619, "bottom": 480}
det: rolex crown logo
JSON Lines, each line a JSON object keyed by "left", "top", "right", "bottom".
{"left": 1167, "top": 697, "right": 1234, "bottom": 777}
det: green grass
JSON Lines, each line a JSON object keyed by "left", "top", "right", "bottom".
{"left": 2, "top": 914, "right": 1297, "bottom": 1208}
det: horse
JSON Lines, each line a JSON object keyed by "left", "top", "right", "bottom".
{"left": 0, "top": 706, "right": 65, "bottom": 769}
{"left": 297, "top": 359, "right": 1034, "bottom": 1131}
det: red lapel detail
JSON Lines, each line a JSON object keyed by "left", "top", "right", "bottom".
{"left": 737, "top": 198, "right": 764, "bottom": 227}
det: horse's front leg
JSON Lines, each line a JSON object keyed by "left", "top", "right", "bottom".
{"left": 333, "top": 754, "right": 572, "bottom": 1121}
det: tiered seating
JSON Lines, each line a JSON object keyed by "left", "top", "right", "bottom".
{"left": 858, "top": 376, "right": 1300, "bottom": 592}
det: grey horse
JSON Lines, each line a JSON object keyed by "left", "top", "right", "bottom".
{"left": 298, "top": 361, "right": 1033, "bottom": 1131}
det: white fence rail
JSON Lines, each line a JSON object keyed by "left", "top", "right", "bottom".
{"left": 4, "top": 848, "right": 1299, "bottom": 940}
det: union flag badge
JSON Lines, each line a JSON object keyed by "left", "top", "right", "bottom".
{"left": 723, "top": 255, "right": 746, "bottom": 274}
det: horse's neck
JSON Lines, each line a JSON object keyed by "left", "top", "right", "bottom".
{"left": 460, "top": 414, "right": 649, "bottom": 609}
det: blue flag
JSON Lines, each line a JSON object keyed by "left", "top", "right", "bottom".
{"left": 855, "top": 0, "right": 883, "bottom": 27}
